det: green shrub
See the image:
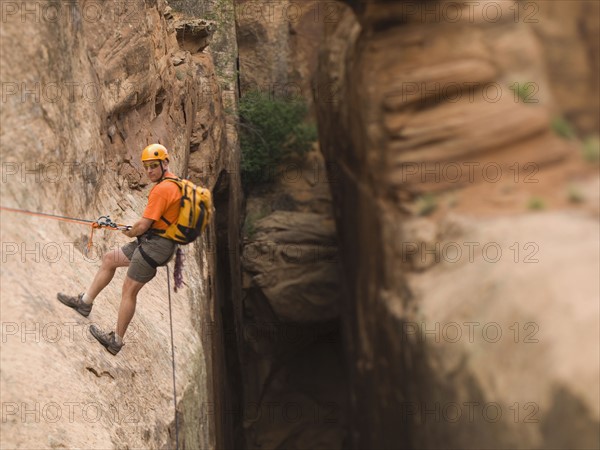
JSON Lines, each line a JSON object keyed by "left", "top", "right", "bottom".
{"left": 447, "top": 193, "right": 458, "bottom": 208}
{"left": 567, "top": 185, "right": 585, "bottom": 204}
{"left": 243, "top": 207, "right": 270, "bottom": 239}
{"left": 168, "top": 0, "right": 205, "bottom": 15}
{"left": 243, "top": 213, "right": 258, "bottom": 239}
{"left": 527, "top": 196, "right": 546, "bottom": 211}
{"left": 239, "top": 90, "right": 317, "bottom": 187}
{"left": 551, "top": 116, "right": 576, "bottom": 140}
{"left": 509, "top": 82, "right": 538, "bottom": 104}
{"left": 416, "top": 193, "right": 437, "bottom": 216}
{"left": 168, "top": 0, "right": 233, "bottom": 22}
{"left": 582, "top": 136, "right": 600, "bottom": 163}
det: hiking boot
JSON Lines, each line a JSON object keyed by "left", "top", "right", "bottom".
{"left": 90, "top": 325, "right": 123, "bottom": 355}
{"left": 57, "top": 292, "right": 92, "bottom": 317}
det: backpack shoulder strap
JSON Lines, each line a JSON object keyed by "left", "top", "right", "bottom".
{"left": 161, "top": 176, "right": 182, "bottom": 185}
{"left": 156, "top": 177, "right": 183, "bottom": 226}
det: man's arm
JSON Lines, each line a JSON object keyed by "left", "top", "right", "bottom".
{"left": 122, "top": 217, "right": 154, "bottom": 238}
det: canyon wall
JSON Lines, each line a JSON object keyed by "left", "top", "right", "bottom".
{"left": 316, "top": 1, "right": 599, "bottom": 448}
{"left": 2, "top": 0, "right": 597, "bottom": 448}
{"left": 235, "top": 1, "right": 347, "bottom": 447}
{"left": 0, "top": 0, "right": 242, "bottom": 448}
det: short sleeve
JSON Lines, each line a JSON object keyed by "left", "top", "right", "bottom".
{"left": 143, "top": 187, "right": 169, "bottom": 222}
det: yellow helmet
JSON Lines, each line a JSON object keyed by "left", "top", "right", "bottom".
{"left": 141, "top": 143, "right": 169, "bottom": 162}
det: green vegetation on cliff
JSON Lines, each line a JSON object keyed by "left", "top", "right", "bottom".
{"left": 239, "top": 90, "right": 316, "bottom": 186}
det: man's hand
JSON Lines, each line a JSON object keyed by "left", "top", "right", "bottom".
{"left": 122, "top": 218, "right": 154, "bottom": 238}
{"left": 122, "top": 227, "right": 136, "bottom": 238}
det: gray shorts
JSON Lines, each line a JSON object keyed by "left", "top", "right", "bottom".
{"left": 122, "top": 234, "right": 177, "bottom": 283}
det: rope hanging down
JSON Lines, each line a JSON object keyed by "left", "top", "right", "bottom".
{"left": 166, "top": 266, "right": 180, "bottom": 450}
{"left": 0, "top": 206, "right": 131, "bottom": 251}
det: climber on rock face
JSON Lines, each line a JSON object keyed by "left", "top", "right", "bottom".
{"left": 57, "top": 143, "right": 181, "bottom": 355}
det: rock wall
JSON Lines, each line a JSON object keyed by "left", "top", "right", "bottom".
{"left": 234, "top": 1, "right": 347, "bottom": 447}
{"left": 236, "top": 0, "right": 323, "bottom": 112}
{"left": 534, "top": 0, "right": 600, "bottom": 134}
{"left": 0, "top": 0, "right": 242, "bottom": 448}
{"left": 239, "top": 150, "right": 347, "bottom": 448}
{"left": 316, "top": 1, "right": 599, "bottom": 449}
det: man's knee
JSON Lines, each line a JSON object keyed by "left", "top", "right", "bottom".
{"left": 123, "top": 275, "right": 146, "bottom": 297}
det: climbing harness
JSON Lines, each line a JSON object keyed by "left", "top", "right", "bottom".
{"left": 0, "top": 206, "right": 131, "bottom": 251}
{"left": 166, "top": 265, "right": 180, "bottom": 450}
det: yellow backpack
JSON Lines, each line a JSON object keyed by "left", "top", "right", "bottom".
{"left": 155, "top": 177, "right": 213, "bottom": 244}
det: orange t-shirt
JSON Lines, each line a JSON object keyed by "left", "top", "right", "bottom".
{"left": 143, "top": 172, "right": 181, "bottom": 231}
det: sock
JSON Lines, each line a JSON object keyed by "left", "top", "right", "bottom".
{"left": 82, "top": 293, "right": 94, "bottom": 305}
{"left": 114, "top": 333, "right": 123, "bottom": 346}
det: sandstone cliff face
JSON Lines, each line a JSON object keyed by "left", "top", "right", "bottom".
{"left": 236, "top": 0, "right": 323, "bottom": 112}
{"left": 237, "top": 151, "right": 347, "bottom": 448}
{"left": 235, "top": 1, "right": 347, "bottom": 447}
{"left": 7, "top": 1, "right": 595, "bottom": 448}
{"left": 534, "top": 0, "right": 600, "bottom": 134}
{"left": 316, "top": 1, "right": 599, "bottom": 449}
{"left": 0, "top": 1, "right": 242, "bottom": 448}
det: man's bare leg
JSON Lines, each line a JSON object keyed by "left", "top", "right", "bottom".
{"left": 84, "top": 249, "right": 130, "bottom": 303}
{"left": 115, "top": 275, "right": 146, "bottom": 342}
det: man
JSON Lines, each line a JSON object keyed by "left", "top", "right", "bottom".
{"left": 57, "top": 143, "right": 181, "bottom": 355}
